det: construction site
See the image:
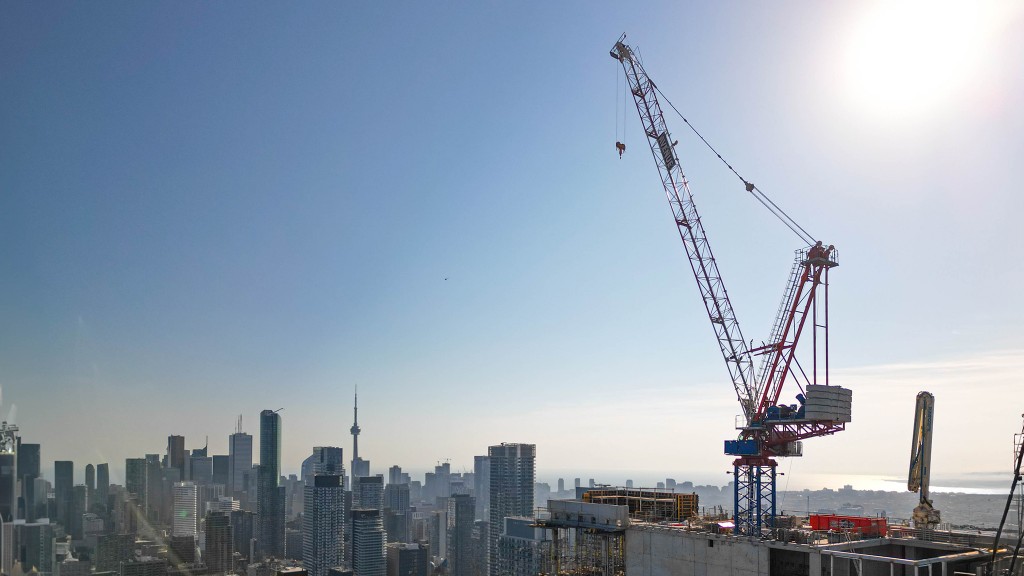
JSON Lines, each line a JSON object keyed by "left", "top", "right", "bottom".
{"left": 513, "top": 35, "right": 1024, "bottom": 576}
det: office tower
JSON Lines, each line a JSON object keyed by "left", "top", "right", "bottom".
{"left": 190, "top": 456, "right": 213, "bottom": 485}
{"left": 495, "top": 517, "right": 548, "bottom": 576}
{"left": 205, "top": 511, "right": 234, "bottom": 574}
{"left": 17, "top": 442, "right": 40, "bottom": 521}
{"left": 54, "top": 460, "right": 74, "bottom": 530}
{"left": 302, "top": 474, "right": 343, "bottom": 576}
{"left": 383, "top": 483, "right": 410, "bottom": 543}
{"left": 212, "top": 455, "right": 229, "bottom": 487}
{"left": 447, "top": 494, "right": 475, "bottom": 576}
{"left": 230, "top": 509, "right": 256, "bottom": 562}
{"left": 125, "top": 458, "right": 147, "bottom": 522}
{"left": 31, "top": 477, "right": 48, "bottom": 523}
{"left": 146, "top": 454, "right": 168, "bottom": 523}
{"left": 0, "top": 453, "right": 15, "bottom": 523}
{"left": 258, "top": 409, "right": 285, "bottom": 558}
{"left": 96, "top": 463, "right": 109, "bottom": 511}
{"left": 167, "top": 436, "right": 185, "bottom": 481}
{"left": 172, "top": 482, "right": 197, "bottom": 537}
{"left": 85, "top": 464, "right": 95, "bottom": 500}
{"left": 301, "top": 447, "right": 344, "bottom": 487}
{"left": 70, "top": 485, "right": 88, "bottom": 539}
{"left": 473, "top": 457, "right": 490, "bottom": 522}
{"left": 352, "top": 509, "right": 386, "bottom": 576}
{"left": 387, "top": 466, "right": 403, "bottom": 486}
{"left": 487, "top": 444, "right": 535, "bottom": 576}
{"left": 557, "top": 479, "right": 564, "bottom": 493}
{"left": 229, "top": 417, "right": 253, "bottom": 497}
{"left": 386, "top": 542, "right": 429, "bottom": 576}
{"left": 434, "top": 463, "right": 451, "bottom": 499}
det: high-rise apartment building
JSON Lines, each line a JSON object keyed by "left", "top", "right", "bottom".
{"left": 495, "top": 517, "right": 549, "bottom": 576}
{"left": 354, "top": 474, "right": 384, "bottom": 511}
{"left": 352, "top": 509, "right": 386, "bottom": 576}
{"left": 167, "top": 436, "right": 185, "bottom": 481}
{"left": 54, "top": 460, "right": 74, "bottom": 530}
{"left": 258, "top": 409, "right": 285, "bottom": 558}
{"left": 301, "top": 447, "right": 344, "bottom": 487}
{"left": 302, "top": 474, "right": 344, "bottom": 576}
{"left": 228, "top": 422, "right": 253, "bottom": 496}
{"left": 473, "top": 456, "right": 490, "bottom": 522}
{"left": 447, "top": 494, "right": 476, "bottom": 576}
{"left": 487, "top": 444, "right": 535, "bottom": 576}
{"left": 172, "top": 481, "right": 197, "bottom": 537}
{"left": 230, "top": 509, "right": 256, "bottom": 562}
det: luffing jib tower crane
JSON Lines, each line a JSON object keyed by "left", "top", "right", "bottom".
{"left": 610, "top": 35, "right": 852, "bottom": 536}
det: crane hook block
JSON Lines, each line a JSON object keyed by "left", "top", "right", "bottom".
{"left": 616, "top": 141, "right": 626, "bottom": 158}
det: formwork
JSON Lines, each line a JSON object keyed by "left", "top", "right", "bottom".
{"left": 581, "top": 488, "right": 698, "bottom": 522}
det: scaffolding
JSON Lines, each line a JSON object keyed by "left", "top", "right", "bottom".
{"left": 534, "top": 501, "right": 628, "bottom": 576}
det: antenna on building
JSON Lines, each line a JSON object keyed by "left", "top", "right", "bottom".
{"left": 236, "top": 414, "right": 243, "bottom": 434}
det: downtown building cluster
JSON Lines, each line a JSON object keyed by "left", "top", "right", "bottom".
{"left": 0, "top": 401, "right": 541, "bottom": 576}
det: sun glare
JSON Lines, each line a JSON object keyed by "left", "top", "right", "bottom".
{"left": 844, "top": 1, "right": 993, "bottom": 120}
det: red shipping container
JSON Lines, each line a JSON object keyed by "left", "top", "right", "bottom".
{"left": 809, "top": 514, "right": 887, "bottom": 537}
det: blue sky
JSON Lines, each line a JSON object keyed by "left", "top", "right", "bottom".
{"left": 2, "top": 2, "right": 1023, "bottom": 491}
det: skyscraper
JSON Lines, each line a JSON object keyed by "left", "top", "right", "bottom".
{"left": 17, "top": 442, "right": 40, "bottom": 521}
{"left": 71, "top": 485, "right": 88, "bottom": 539}
{"left": 354, "top": 474, "right": 384, "bottom": 511}
{"left": 258, "top": 409, "right": 285, "bottom": 558}
{"left": 205, "top": 511, "right": 234, "bottom": 574}
{"left": 383, "top": 483, "right": 410, "bottom": 543}
{"left": 487, "top": 444, "right": 535, "bottom": 576}
{"left": 54, "top": 460, "right": 74, "bottom": 530}
{"left": 474, "top": 456, "right": 490, "bottom": 522}
{"left": 167, "top": 436, "right": 185, "bottom": 481}
{"left": 172, "top": 481, "right": 197, "bottom": 537}
{"left": 228, "top": 418, "right": 253, "bottom": 496}
{"left": 447, "top": 494, "right": 476, "bottom": 576}
{"left": 386, "top": 542, "right": 429, "bottom": 576}
{"left": 302, "top": 474, "right": 344, "bottom": 576}
{"left": 85, "top": 464, "right": 95, "bottom": 505}
{"left": 96, "top": 463, "right": 110, "bottom": 510}
{"left": 301, "top": 447, "right": 344, "bottom": 487}
{"left": 212, "top": 455, "right": 230, "bottom": 487}
{"left": 352, "top": 509, "right": 386, "bottom": 576}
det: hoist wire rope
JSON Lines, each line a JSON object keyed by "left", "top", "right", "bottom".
{"left": 651, "top": 83, "right": 817, "bottom": 246}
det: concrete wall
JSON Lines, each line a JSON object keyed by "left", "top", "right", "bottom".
{"left": 625, "top": 527, "right": 770, "bottom": 576}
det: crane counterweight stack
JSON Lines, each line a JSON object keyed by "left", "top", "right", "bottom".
{"left": 610, "top": 35, "right": 852, "bottom": 536}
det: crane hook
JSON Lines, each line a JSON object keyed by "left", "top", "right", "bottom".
{"left": 616, "top": 141, "right": 626, "bottom": 158}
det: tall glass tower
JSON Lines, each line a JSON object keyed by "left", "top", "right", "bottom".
{"left": 258, "top": 409, "right": 285, "bottom": 558}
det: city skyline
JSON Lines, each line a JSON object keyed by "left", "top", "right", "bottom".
{"left": 2, "top": 2, "right": 1024, "bottom": 498}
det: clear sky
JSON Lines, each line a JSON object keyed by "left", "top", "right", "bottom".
{"left": 2, "top": 1, "right": 1023, "bottom": 492}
